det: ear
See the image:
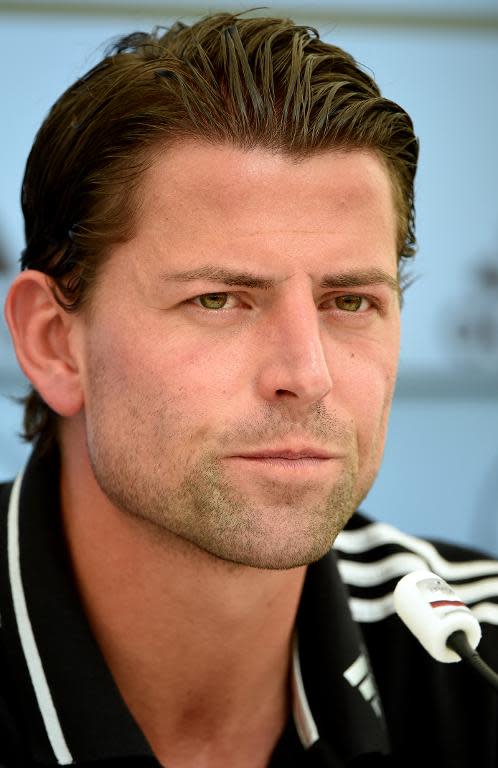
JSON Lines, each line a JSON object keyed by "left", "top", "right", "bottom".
{"left": 4, "top": 270, "right": 84, "bottom": 417}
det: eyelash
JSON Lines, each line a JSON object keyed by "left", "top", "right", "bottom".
{"left": 189, "top": 292, "right": 377, "bottom": 314}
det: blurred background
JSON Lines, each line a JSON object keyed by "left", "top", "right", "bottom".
{"left": 1, "top": 0, "right": 497, "bottom": 552}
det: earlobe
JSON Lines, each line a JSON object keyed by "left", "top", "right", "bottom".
{"left": 4, "top": 270, "right": 84, "bottom": 418}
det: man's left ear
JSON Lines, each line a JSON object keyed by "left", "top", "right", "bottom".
{"left": 4, "top": 270, "right": 84, "bottom": 417}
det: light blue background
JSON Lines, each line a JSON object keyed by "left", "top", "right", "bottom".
{"left": 1, "top": 1, "right": 497, "bottom": 552}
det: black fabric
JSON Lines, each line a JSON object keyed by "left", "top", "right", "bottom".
{"left": 1, "top": 445, "right": 498, "bottom": 766}
{"left": 363, "top": 616, "right": 498, "bottom": 766}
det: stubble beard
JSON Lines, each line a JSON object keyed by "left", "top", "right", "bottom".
{"left": 88, "top": 427, "right": 362, "bottom": 571}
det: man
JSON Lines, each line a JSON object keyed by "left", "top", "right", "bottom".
{"left": 2, "top": 11, "right": 498, "bottom": 768}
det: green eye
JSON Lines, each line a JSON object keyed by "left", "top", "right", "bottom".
{"left": 198, "top": 293, "right": 229, "bottom": 310}
{"left": 335, "top": 295, "right": 364, "bottom": 312}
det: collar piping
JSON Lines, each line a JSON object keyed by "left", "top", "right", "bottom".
{"left": 7, "top": 469, "right": 74, "bottom": 765}
{"left": 291, "top": 631, "right": 319, "bottom": 748}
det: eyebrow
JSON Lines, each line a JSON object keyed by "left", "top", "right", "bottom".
{"left": 158, "top": 265, "right": 400, "bottom": 295}
{"left": 159, "top": 266, "right": 275, "bottom": 290}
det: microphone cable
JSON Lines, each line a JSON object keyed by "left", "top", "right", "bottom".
{"left": 446, "top": 630, "right": 498, "bottom": 692}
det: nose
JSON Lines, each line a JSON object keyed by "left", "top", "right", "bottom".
{"left": 255, "top": 290, "right": 333, "bottom": 407}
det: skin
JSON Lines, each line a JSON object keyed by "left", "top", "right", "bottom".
{"left": 5, "top": 142, "right": 401, "bottom": 767}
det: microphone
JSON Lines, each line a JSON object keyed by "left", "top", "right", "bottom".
{"left": 394, "top": 570, "right": 498, "bottom": 692}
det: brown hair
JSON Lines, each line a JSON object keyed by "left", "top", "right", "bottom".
{"left": 19, "top": 11, "right": 418, "bottom": 453}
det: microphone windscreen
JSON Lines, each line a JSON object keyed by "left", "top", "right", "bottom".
{"left": 393, "top": 570, "right": 481, "bottom": 663}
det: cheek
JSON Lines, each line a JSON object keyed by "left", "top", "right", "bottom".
{"left": 83, "top": 319, "right": 242, "bottom": 435}
{"left": 340, "top": 342, "right": 398, "bottom": 461}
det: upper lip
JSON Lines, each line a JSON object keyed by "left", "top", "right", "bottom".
{"left": 232, "top": 447, "right": 335, "bottom": 459}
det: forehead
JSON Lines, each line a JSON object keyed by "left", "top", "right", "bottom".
{"left": 139, "top": 141, "right": 397, "bottom": 239}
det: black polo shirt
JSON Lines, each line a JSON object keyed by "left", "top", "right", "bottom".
{"left": 1, "top": 445, "right": 498, "bottom": 766}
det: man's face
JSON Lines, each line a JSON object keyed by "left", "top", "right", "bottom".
{"left": 76, "top": 143, "right": 400, "bottom": 570}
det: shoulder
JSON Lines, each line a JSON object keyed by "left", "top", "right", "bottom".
{"left": 336, "top": 511, "right": 498, "bottom": 626}
{"left": 0, "top": 480, "right": 29, "bottom": 765}
{"left": 0, "top": 480, "right": 14, "bottom": 514}
{"left": 336, "top": 513, "right": 498, "bottom": 767}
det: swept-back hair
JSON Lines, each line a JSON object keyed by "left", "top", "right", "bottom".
{"left": 20, "top": 11, "right": 418, "bottom": 452}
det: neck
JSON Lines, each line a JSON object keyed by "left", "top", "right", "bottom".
{"left": 59, "top": 436, "right": 306, "bottom": 767}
